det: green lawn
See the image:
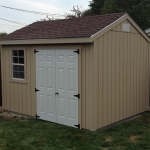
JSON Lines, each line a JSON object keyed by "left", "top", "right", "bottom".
{"left": 0, "top": 112, "right": 150, "bottom": 150}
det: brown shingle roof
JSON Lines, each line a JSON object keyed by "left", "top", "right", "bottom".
{"left": 0, "top": 12, "right": 126, "bottom": 41}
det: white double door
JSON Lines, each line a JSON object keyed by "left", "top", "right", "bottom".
{"left": 36, "top": 50, "right": 78, "bottom": 127}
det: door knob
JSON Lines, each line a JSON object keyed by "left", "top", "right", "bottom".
{"left": 55, "top": 92, "right": 59, "bottom": 95}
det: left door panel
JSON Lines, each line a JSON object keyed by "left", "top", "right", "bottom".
{"left": 36, "top": 50, "right": 56, "bottom": 122}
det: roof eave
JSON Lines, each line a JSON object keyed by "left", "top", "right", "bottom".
{"left": 0, "top": 37, "right": 93, "bottom": 45}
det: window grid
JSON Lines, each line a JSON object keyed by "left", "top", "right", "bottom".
{"left": 12, "top": 50, "right": 25, "bottom": 79}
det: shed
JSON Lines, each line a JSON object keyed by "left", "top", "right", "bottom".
{"left": 0, "top": 13, "right": 150, "bottom": 131}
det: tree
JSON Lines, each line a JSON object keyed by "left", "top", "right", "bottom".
{"left": 65, "top": 5, "right": 93, "bottom": 19}
{"left": 102, "top": 0, "right": 150, "bottom": 29}
{"left": 38, "top": 16, "right": 57, "bottom": 21}
{"left": 0, "top": 32, "right": 7, "bottom": 38}
{"left": 82, "top": 9, "right": 93, "bottom": 17}
{"left": 65, "top": 6, "right": 84, "bottom": 19}
{"left": 89, "top": 0, "right": 105, "bottom": 15}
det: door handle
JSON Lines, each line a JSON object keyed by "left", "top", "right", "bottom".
{"left": 55, "top": 92, "right": 59, "bottom": 95}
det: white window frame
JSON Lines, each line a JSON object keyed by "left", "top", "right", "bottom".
{"left": 12, "top": 50, "right": 25, "bottom": 80}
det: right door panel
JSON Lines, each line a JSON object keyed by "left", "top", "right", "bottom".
{"left": 56, "top": 50, "right": 78, "bottom": 127}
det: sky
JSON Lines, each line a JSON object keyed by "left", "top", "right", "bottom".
{"left": 0, "top": 0, "right": 90, "bottom": 34}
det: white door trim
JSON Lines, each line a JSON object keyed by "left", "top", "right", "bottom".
{"left": 36, "top": 49, "right": 79, "bottom": 128}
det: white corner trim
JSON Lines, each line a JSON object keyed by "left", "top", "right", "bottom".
{"left": 90, "top": 14, "right": 127, "bottom": 37}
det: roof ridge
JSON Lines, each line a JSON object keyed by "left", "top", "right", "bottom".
{"left": 36, "top": 12, "right": 127, "bottom": 24}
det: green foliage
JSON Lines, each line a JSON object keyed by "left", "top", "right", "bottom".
{"left": 102, "top": 0, "right": 150, "bottom": 29}
{"left": 89, "top": 0, "right": 105, "bottom": 15}
{"left": 66, "top": 1, "right": 150, "bottom": 29}
{"left": 65, "top": 5, "right": 93, "bottom": 19}
{"left": 82, "top": 9, "right": 93, "bottom": 17}
{"left": 0, "top": 32, "right": 7, "bottom": 38}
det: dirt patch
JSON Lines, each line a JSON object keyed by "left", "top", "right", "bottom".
{"left": 102, "top": 148, "right": 109, "bottom": 150}
{"left": 129, "top": 135, "right": 140, "bottom": 143}
{"left": 0, "top": 106, "right": 3, "bottom": 113}
{"left": 0, "top": 112, "right": 28, "bottom": 122}
{"left": 105, "top": 137, "right": 112, "bottom": 142}
{"left": 117, "top": 145, "right": 125, "bottom": 148}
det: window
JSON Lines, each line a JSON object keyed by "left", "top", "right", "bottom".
{"left": 12, "top": 50, "right": 24, "bottom": 79}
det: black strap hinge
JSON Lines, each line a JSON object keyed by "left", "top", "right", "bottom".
{"left": 74, "top": 124, "right": 80, "bottom": 129}
{"left": 35, "top": 88, "right": 40, "bottom": 92}
{"left": 74, "top": 94, "right": 80, "bottom": 99}
{"left": 73, "top": 49, "right": 79, "bottom": 54}
{"left": 36, "top": 114, "right": 40, "bottom": 119}
{"left": 34, "top": 49, "right": 39, "bottom": 53}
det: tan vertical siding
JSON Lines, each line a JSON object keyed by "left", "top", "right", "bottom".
{"left": 107, "top": 31, "right": 112, "bottom": 125}
{"left": 103, "top": 33, "right": 108, "bottom": 126}
{"left": 2, "top": 47, "right": 6, "bottom": 109}
{"left": 119, "top": 31, "right": 124, "bottom": 119}
{"left": 81, "top": 20, "right": 149, "bottom": 131}
{"left": 98, "top": 36, "right": 103, "bottom": 128}
{"left": 26, "top": 48, "right": 31, "bottom": 115}
{"left": 111, "top": 27, "right": 116, "bottom": 123}
{"left": 115, "top": 25, "right": 120, "bottom": 121}
{"left": 93, "top": 39, "right": 99, "bottom": 130}
{"left": 81, "top": 45, "right": 86, "bottom": 128}
{"left": 2, "top": 46, "right": 36, "bottom": 116}
{"left": 84, "top": 44, "right": 95, "bottom": 130}
{"left": 126, "top": 32, "right": 131, "bottom": 118}
{"left": 2, "top": 45, "right": 82, "bottom": 117}
{"left": 123, "top": 31, "right": 127, "bottom": 119}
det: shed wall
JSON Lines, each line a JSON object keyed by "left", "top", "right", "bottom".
{"left": 1, "top": 45, "right": 82, "bottom": 118}
{"left": 81, "top": 20, "right": 149, "bottom": 131}
{"left": 1, "top": 46, "right": 36, "bottom": 116}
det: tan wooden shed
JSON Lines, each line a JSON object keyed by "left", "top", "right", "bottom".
{"left": 0, "top": 12, "right": 150, "bottom": 131}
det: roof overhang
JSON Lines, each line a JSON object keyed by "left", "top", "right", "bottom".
{"left": 0, "top": 13, "right": 149, "bottom": 45}
{"left": 0, "top": 37, "right": 93, "bottom": 45}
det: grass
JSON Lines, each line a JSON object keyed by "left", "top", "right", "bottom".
{"left": 0, "top": 112, "right": 150, "bottom": 150}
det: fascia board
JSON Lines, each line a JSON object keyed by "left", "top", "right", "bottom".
{"left": 0, "top": 37, "right": 93, "bottom": 45}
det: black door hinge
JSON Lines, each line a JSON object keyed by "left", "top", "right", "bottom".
{"left": 36, "top": 114, "right": 40, "bottom": 119}
{"left": 34, "top": 49, "right": 39, "bottom": 53}
{"left": 35, "top": 88, "right": 40, "bottom": 92}
{"left": 74, "top": 124, "right": 80, "bottom": 129}
{"left": 74, "top": 94, "right": 80, "bottom": 99}
{"left": 73, "top": 49, "right": 79, "bottom": 54}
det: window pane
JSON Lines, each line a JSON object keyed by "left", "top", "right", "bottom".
{"left": 19, "top": 66, "right": 24, "bottom": 71}
{"left": 19, "top": 58, "right": 24, "bottom": 64}
{"left": 13, "top": 65, "right": 19, "bottom": 71}
{"left": 12, "top": 50, "right": 18, "bottom": 56}
{"left": 12, "top": 50, "right": 25, "bottom": 79}
{"left": 18, "top": 50, "right": 24, "bottom": 56}
{"left": 18, "top": 72, "right": 24, "bottom": 79}
{"left": 13, "top": 57, "right": 18, "bottom": 63}
{"left": 13, "top": 71, "right": 18, "bottom": 78}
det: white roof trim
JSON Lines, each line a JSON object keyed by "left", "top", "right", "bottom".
{"left": 90, "top": 14, "right": 127, "bottom": 37}
{"left": 0, "top": 37, "right": 92, "bottom": 45}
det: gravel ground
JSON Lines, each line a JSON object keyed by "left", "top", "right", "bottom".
{"left": 0, "top": 111, "right": 31, "bottom": 120}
